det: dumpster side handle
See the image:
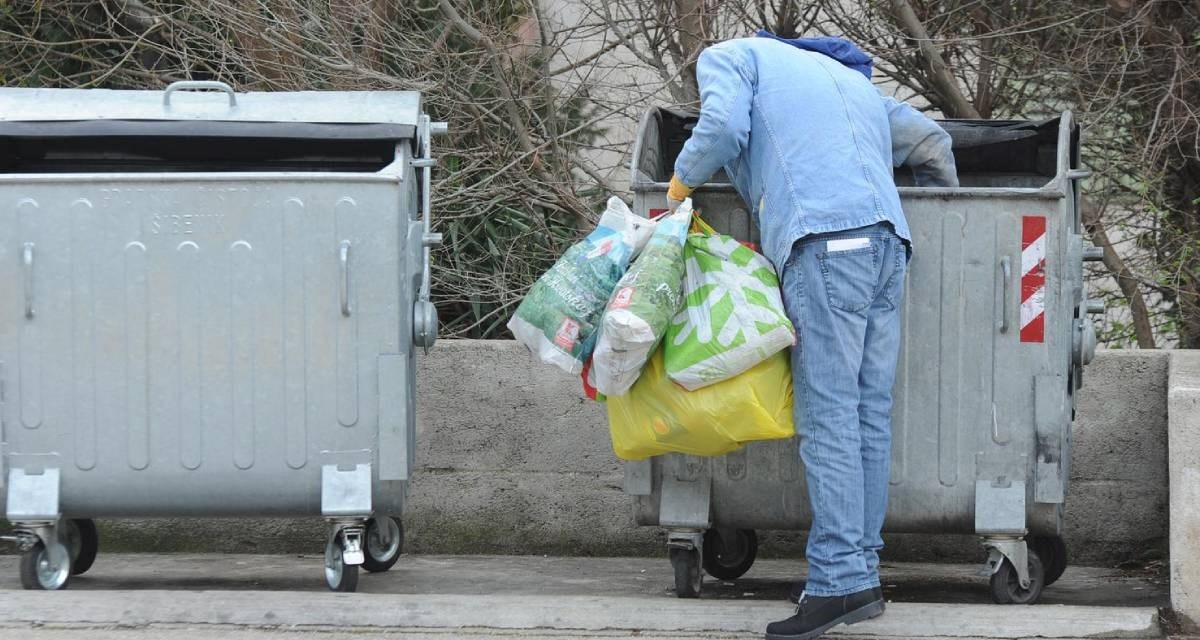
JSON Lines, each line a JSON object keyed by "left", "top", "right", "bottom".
{"left": 22, "top": 243, "right": 34, "bottom": 320}
{"left": 999, "top": 256, "right": 1011, "bottom": 333}
{"left": 339, "top": 240, "right": 352, "bottom": 317}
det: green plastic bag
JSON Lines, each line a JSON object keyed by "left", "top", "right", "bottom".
{"left": 508, "top": 198, "right": 654, "bottom": 374}
{"left": 664, "top": 231, "right": 795, "bottom": 390}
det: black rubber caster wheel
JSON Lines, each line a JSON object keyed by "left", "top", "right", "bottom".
{"left": 1028, "top": 536, "right": 1067, "bottom": 586}
{"left": 362, "top": 516, "right": 404, "bottom": 573}
{"left": 990, "top": 551, "right": 1045, "bottom": 604}
{"left": 20, "top": 540, "right": 72, "bottom": 590}
{"left": 65, "top": 519, "right": 99, "bottom": 576}
{"left": 324, "top": 533, "right": 359, "bottom": 593}
{"left": 702, "top": 528, "right": 758, "bottom": 580}
{"left": 670, "top": 547, "right": 702, "bottom": 598}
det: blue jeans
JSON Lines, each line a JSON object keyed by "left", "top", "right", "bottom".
{"left": 780, "top": 222, "right": 907, "bottom": 597}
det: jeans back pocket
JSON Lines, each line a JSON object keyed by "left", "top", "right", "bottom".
{"left": 817, "top": 244, "right": 880, "bottom": 313}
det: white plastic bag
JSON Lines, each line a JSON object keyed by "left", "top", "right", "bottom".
{"left": 592, "top": 201, "right": 691, "bottom": 396}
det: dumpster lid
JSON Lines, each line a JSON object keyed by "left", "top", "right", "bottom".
{"left": 0, "top": 87, "right": 422, "bottom": 128}
{"left": 0, "top": 86, "right": 423, "bottom": 144}
{"left": 0, "top": 87, "right": 425, "bottom": 173}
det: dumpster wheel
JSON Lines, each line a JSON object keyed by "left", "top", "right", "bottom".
{"left": 20, "top": 539, "right": 72, "bottom": 591}
{"left": 702, "top": 528, "right": 758, "bottom": 580}
{"left": 65, "top": 519, "right": 99, "bottom": 576}
{"left": 1028, "top": 536, "right": 1067, "bottom": 586}
{"left": 362, "top": 516, "right": 404, "bottom": 573}
{"left": 990, "top": 551, "right": 1045, "bottom": 604}
{"left": 324, "top": 532, "right": 360, "bottom": 593}
{"left": 670, "top": 547, "right": 702, "bottom": 598}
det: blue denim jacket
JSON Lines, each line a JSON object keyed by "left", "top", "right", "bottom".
{"left": 673, "top": 37, "right": 958, "bottom": 271}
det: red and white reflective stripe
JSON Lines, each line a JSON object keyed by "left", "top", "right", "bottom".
{"left": 1020, "top": 216, "right": 1047, "bottom": 343}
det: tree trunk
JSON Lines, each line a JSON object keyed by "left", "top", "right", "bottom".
{"left": 888, "top": 0, "right": 981, "bottom": 118}
{"left": 671, "top": 0, "right": 709, "bottom": 104}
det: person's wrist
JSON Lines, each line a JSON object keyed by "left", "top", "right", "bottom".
{"left": 668, "top": 174, "right": 693, "bottom": 202}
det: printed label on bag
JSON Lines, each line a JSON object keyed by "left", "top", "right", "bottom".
{"left": 554, "top": 318, "right": 581, "bottom": 350}
{"left": 610, "top": 286, "right": 635, "bottom": 309}
{"left": 586, "top": 238, "right": 614, "bottom": 260}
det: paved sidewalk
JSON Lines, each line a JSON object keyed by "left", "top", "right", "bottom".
{"left": 0, "top": 553, "right": 1169, "bottom": 606}
{"left": 0, "top": 590, "right": 1165, "bottom": 639}
{"left": 0, "top": 628, "right": 1165, "bottom": 640}
{"left": 0, "top": 554, "right": 1170, "bottom": 639}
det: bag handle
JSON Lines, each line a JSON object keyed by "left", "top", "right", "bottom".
{"left": 690, "top": 212, "right": 717, "bottom": 236}
{"left": 581, "top": 357, "right": 600, "bottom": 401}
{"left": 689, "top": 213, "right": 763, "bottom": 253}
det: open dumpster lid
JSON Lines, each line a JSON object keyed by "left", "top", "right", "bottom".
{"left": 0, "top": 85, "right": 420, "bottom": 127}
{"left": 0, "top": 84, "right": 424, "bottom": 173}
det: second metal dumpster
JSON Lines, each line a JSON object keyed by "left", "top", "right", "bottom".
{"left": 624, "top": 107, "right": 1102, "bottom": 604}
{"left": 0, "top": 82, "right": 445, "bottom": 592}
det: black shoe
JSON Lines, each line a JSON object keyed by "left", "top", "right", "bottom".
{"left": 766, "top": 587, "right": 885, "bottom": 640}
{"left": 789, "top": 583, "right": 884, "bottom": 610}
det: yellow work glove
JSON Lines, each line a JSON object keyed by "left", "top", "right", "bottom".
{"left": 667, "top": 174, "right": 693, "bottom": 213}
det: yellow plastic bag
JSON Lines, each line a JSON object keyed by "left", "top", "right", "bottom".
{"left": 605, "top": 346, "right": 794, "bottom": 460}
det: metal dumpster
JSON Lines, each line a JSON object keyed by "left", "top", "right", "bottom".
{"left": 625, "top": 107, "right": 1102, "bottom": 603}
{"left": 0, "top": 82, "right": 446, "bottom": 592}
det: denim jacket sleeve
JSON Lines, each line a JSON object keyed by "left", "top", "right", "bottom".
{"left": 673, "top": 43, "right": 756, "bottom": 188}
{"left": 882, "top": 97, "right": 959, "bottom": 188}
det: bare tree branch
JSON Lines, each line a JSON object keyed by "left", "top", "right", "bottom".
{"left": 1083, "top": 200, "right": 1157, "bottom": 348}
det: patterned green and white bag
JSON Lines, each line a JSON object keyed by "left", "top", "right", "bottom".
{"left": 664, "top": 232, "right": 795, "bottom": 391}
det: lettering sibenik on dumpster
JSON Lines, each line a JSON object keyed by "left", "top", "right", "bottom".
{"left": 149, "top": 212, "right": 226, "bottom": 236}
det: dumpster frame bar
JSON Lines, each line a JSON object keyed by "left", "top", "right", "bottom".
{"left": 628, "top": 108, "right": 1077, "bottom": 202}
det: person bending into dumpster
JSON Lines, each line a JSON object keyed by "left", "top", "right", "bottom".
{"left": 665, "top": 32, "right": 958, "bottom": 640}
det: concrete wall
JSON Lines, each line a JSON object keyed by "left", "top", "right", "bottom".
{"left": 1, "top": 342, "right": 1172, "bottom": 567}
{"left": 1067, "top": 350, "right": 1171, "bottom": 565}
{"left": 1168, "top": 352, "right": 1200, "bottom": 629}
